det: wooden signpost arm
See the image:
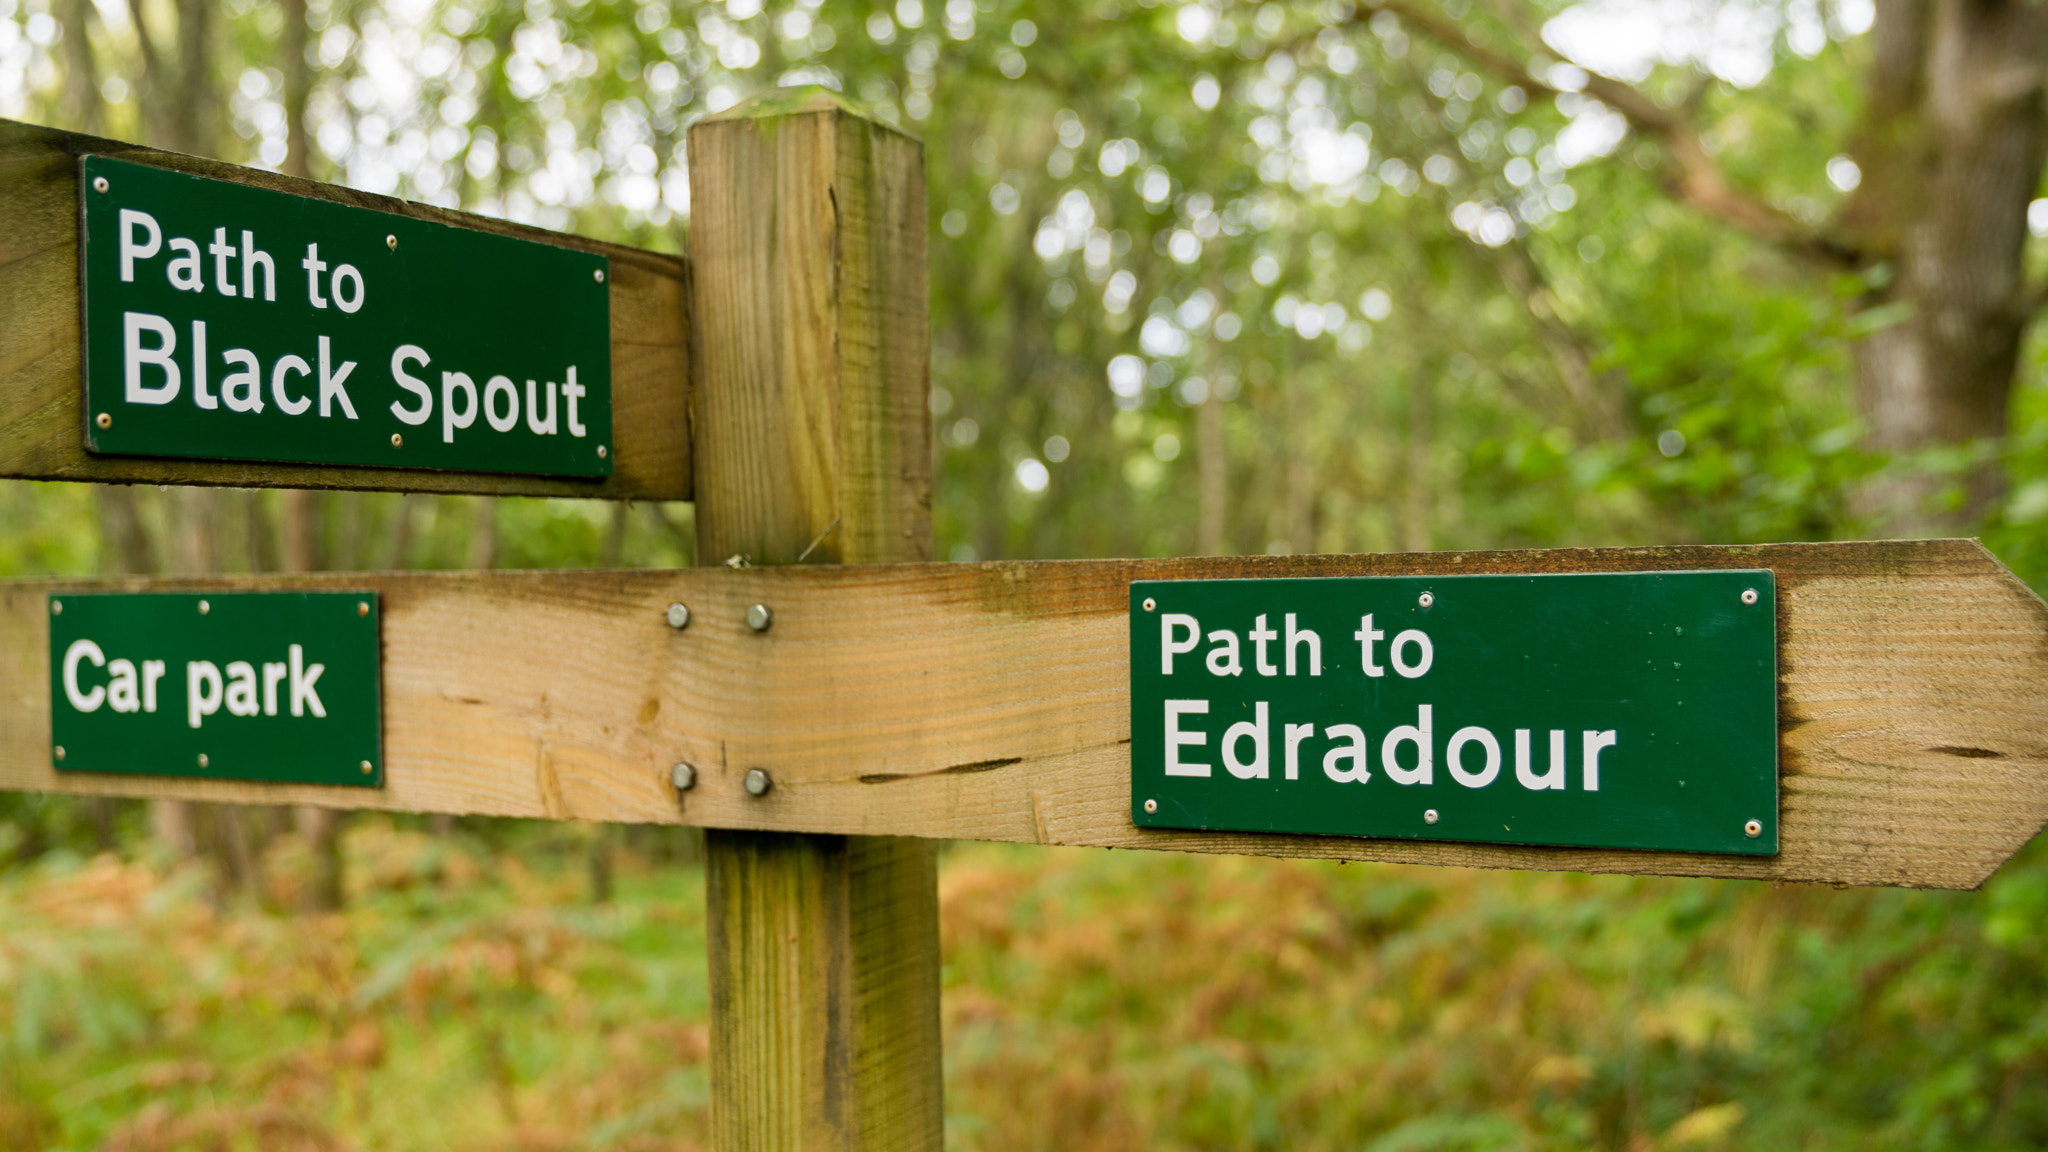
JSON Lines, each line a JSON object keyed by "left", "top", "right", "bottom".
{"left": 0, "top": 118, "right": 693, "bottom": 500}
{"left": 687, "top": 93, "right": 942, "bottom": 1151}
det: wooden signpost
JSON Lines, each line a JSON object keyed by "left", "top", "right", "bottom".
{"left": 6, "top": 95, "right": 2048, "bottom": 1151}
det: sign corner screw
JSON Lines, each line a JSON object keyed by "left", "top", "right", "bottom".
{"left": 1424, "top": 808, "right": 1440, "bottom": 825}
{"left": 92, "top": 175, "right": 109, "bottom": 193}
{"left": 357, "top": 600, "right": 370, "bottom": 617}
{"left": 197, "top": 753, "right": 209, "bottom": 768}
{"left": 50, "top": 600, "right": 60, "bottom": 615}
{"left": 595, "top": 268, "right": 606, "bottom": 283}
{"left": 1745, "top": 819, "right": 1763, "bottom": 838}
{"left": 746, "top": 604, "right": 773, "bottom": 632}
{"left": 1143, "top": 798, "right": 1158, "bottom": 814}
{"left": 671, "top": 762, "right": 697, "bottom": 791}
{"left": 1741, "top": 588, "right": 1760, "bottom": 605}
{"left": 386, "top": 234, "right": 397, "bottom": 251}
{"left": 1419, "top": 591, "right": 1435, "bottom": 609}
{"left": 360, "top": 760, "right": 373, "bottom": 774}
{"left": 1141, "top": 597, "right": 1156, "bottom": 612}
{"left": 52, "top": 746, "right": 64, "bottom": 762}
{"left": 391, "top": 433, "right": 403, "bottom": 449}
{"left": 95, "top": 412, "right": 111, "bottom": 429}
{"left": 744, "top": 768, "right": 772, "bottom": 796}
{"left": 197, "top": 599, "right": 209, "bottom": 615}
{"left": 597, "top": 445, "right": 608, "bottom": 459}
{"left": 666, "top": 603, "right": 690, "bottom": 629}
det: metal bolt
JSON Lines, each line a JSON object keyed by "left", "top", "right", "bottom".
{"left": 1745, "top": 819, "right": 1763, "bottom": 838}
{"left": 197, "top": 753, "right": 209, "bottom": 768}
{"left": 1741, "top": 588, "right": 1760, "bottom": 606}
{"left": 746, "top": 604, "right": 773, "bottom": 632}
{"left": 1419, "top": 591, "right": 1435, "bottom": 609}
{"left": 50, "top": 600, "right": 61, "bottom": 615}
{"left": 671, "top": 762, "right": 697, "bottom": 791}
{"left": 386, "top": 234, "right": 397, "bottom": 251}
{"left": 53, "top": 746, "right": 64, "bottom": 762}
{"left": 1424, "top": 808, "right": 1440, "bottom": 825}
{"left": 594, "top": 268, "right": 606, "bottom": 283}
{"left": 357, "top": 601, "right": 370, "bottom": 617}
{"left": 360, "top": 760, "right": 373, "bottom": 774}
{"left": 1142, "top": 597, "right": 1157, "bottom": 612}
{"left": 391, "top": 433, "right": 403, "bottom": 448}
{"left": 92, "top": 175, "right": 109, "bottom": 193}
{"left": 666, "top": 602, "right": 691, "bottom": 629}
{"left": 597, "top": 445, "right": 608, "bottom": 459}
{"left": 197, "top": 600, "right": 210, "bottom": 615}
{"left": 743, "top": 768, "right": 772, "bottom": 796}
{"left": 1143, "top": 798, "right": 1158, "bottom": 814}
{"left": 95, "top": 412, "right": 111, "bottom": 429}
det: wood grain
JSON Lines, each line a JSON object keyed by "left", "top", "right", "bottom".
{"left": 0, "top": 117, "right": 692, "bottom": 500}
{"left": 1, "top": 540, "right": 2045, "bottom": 891}
{"left": 688, "top": 90, "right": 942, "bottom": 1152}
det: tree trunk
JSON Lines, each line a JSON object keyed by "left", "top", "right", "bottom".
{"left": 1845, "top": 0, "right": 2048, "bottom": 532}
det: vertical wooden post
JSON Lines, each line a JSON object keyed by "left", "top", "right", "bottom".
{"left": 688, "top": 91, "right": 939, "bottom": 1151}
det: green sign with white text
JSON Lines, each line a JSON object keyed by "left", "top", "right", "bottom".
{"left": 1130, "top": 571, "right": 1778, "bottom": 855}
{"left": 79, "top": 155, "right": 612, "bottom": 477}
{"left": 49, "top": 591, "right": 382, "bottom": 787}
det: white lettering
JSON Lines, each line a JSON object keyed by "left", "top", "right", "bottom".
{"left": 225, "top": 660, "right": 260, "bottom": 716}
{"left": 441, "top": 371, "right": 478, "bottom": 443}
{"left": 187, "top": 660, "right": 223, "bottom": 729}
{"left": 119, "top": 209, "right": 161, "bottom": 281}
{"left": 1322, "top": 723, "right": 1369, "bottom": 783}
{"left": 330, "top": 263, "right": 364, "bottom": 313}
{"left": 208, "top": 227, "right": 236, "bottom": 296}
{"left": 1382, "top": 704, "right": 1433, "bottom": 785}
{"left": 1223, "top": 701, "right": 1269, "bottom": 779}
{"left": 290, "top": 643, "right": 326, "bottom": 718}
{"left": 190, "top": 320, "right": 214, "bottom": 410}
{"left": 302, "top": 243, "right": 329, "bottom": 308}
{"left": 123, "top": 312, "right": 181, "bottom": 404}
{"left": 1164, "top": 699, "right": 1210, "bottom": 777}
{"left": 1249, "top": 614, "right": 1278, "bottom": 676}
{"left": 1447, "top": 726, "right": 1501, "bottom": 788}
{"left": 62, "top": 639, "right": 106, "bottom": 712}
{"left": 271, "top": 354, "right": 312, "bottom": 415}
{"left": 318, "top": 336, "right": 358, "bottom": 419}
{"left": 1583, "top": 730, "right": 1616, "bottom": 791}
{"left": 1284, "top": 722, "right": 1313, "bottom": 780}
{"left": 484, "top": 374, "right": 519, "bottom": 433}
{"left": 240, "top": 231, "right": 274, "bottom": 301}
{"left": 1515, "top": 729, "right": 1567, "bottom": 790}
{"left": 390, "top": 345, "right": 432, "bottom": 425}
{"left": 1204, "top": 630, "right": 1242, "bottom": 677}
{"left": 1390, "top": 629, "right": 1433, "bottom": 678}
{"left": 563, "top": 366, "right": 587, "bottom": 436}
{"left": 220, "top": 349, "right": 263, "bottom": 412}
{"left": 262, "top": 661, "right": 287, "bottom": 716}
{"left": 166, "top": 237, "right": 203, "bottom": 291}
{"left": 142, "top": 659, "right": 164, "bottom": 713}
{"left": 525, "top": 379, "right": 558, "bottom": 434}
{"left": 106, "top": 658, "right": 139, "bottom": 713}
{"left": 1284, "top": 613, "right": 1321, "bottom": 676}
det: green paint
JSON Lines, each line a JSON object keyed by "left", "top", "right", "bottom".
{"left": 49, "top": 591, "right": 382, "bottom": 787}
{"left": 1129, "top": 571, "right": 1778, "bottom": 855}
{"left": 79, "top": 156, "right": 612, "bottom": 478}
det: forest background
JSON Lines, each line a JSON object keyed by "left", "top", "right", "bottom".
{"left": 2, "top": 0, "right": 2047, "bottom": 1148}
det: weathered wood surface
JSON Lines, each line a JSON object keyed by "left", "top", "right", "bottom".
{"left": 0, "top": 118, "right": 692, "bottom": 500}
{"left": 690, "top": 90, "right": 942, "bottom": 1152}
{"left": 2, "top": 540, "right": 2045, "bottom": 891}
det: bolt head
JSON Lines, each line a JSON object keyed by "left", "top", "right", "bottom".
{"left": 50, "top": 600, "right": 61, "bottom": 615}
{"left": 197, "top": 600, "right": 209, "bottom": 615}
{"left": 597, "top": 445, "right": 608, "bottom": 459}
{"left": 357, "top": 601, "right": 370, "bottom": 616}
{"left": 743, "top": 768, "right": 772, "bottom": 796}
{"left": 1424, "top": 808, "right": 1440, "bottom": 825}
{"left": 360, "top": 760, "right": 373, "bottom": 774}
{"left": 1143, "top": 798, "right": 1158, "bottom": 814}
{"left": 746, "top": 604, "right": 773, "bottom": 632}
{"left": 197, "top": 753, "right": 209, "bottom": 768}
{"left": 1741, "top": 588, "right": 1760, "bottom": 606}
{"left": 1744, "top": 819, "right": 1763, "bottom": 838}
{"left": 595, "top": 268, "right": 606, "bottom": 283}
{"left": 95, "top": 412, "right": 111, "bottom": 429}
{"left": 391, "top": 433, "right": 403, "bottom": 448}
{"left": 386, "top": 234, "right": 397, "bottom": 250}
{"left": 1142, "top": 597, "right": 1157, "bottom": 612}
{"left": 671, "top": 762, "right": 697, "bottom": 791}
{"left": 92, "top": 176, "right": 109, "bottom": 193}
{"left": 1419, "top": 592, "right": 1435, "bottom": 609}
{"left": 666, "top": 603, "right": 691, "bottom": 629}
{"left": 53, "top": 746, "right": 64, "bottom": 762}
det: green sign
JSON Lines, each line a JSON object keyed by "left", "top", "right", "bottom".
{"left": 1129, "top": 571, "right": 1778, "bottom": 855}
{"left": 79, "top": 155, "right": 612, "bottom": 478}
{"left": 48, "top": 591, "right": 382, "bottom": 787}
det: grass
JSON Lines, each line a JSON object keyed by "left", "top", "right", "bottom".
{"left": 0, "top": 818, "right": 2042, "bottom": 1151}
